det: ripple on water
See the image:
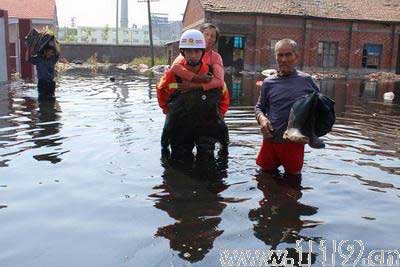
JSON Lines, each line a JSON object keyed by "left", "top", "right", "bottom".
{"left": 0, "top": 74, "right": 399, "bottom": 265}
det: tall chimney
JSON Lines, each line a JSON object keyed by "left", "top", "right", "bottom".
{"left": 120, "top": 0, "right": 128, "bottom": 28}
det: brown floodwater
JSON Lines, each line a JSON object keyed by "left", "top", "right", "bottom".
{"left": 0, "top": 70, "right": 399, "bottom": 266}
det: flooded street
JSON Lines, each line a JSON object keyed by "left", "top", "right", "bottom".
{"left": 0, "top": 71, "right": 400, "bottom": 266}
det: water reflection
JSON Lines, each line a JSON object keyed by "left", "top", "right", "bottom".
{"left": 315, "top": 79, "right": 400, "bottom": 117}
{"left": 225, "top": 74, "right": 263, "bottom": 107}
{"left": 0, "top": 71, "right": 399, "bottom": 266}
{"left": 249, "top": 173, "right": 321, "bottom": 265}
{"left": 0, "top": 94, "right": 65, "bottom": 165}
{"left": 394, "top": 81, "right": 400, "bottom": 105}
{"left": 225, "top": 74, "right": 400, "bottom": 172}
{"left": 150, "top": 159, "right": 230, "bottom": 262}
{"left": 225, "top": 74, "right": 243, "bottom": 106}
{"left": 31, "top": 100, "right": 64, "bottom": 163}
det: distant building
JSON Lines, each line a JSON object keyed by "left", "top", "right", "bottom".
{"left": 0, "top": 0, "right": 58, "bottom": 79}
{"left": 151, "top": 13, "right": 169, "bottom": 26}
{"left": 58, "top": 24, "right": 153, "bottom": 45}
{"left": 183, "top": 0, "right": 400, "bottom": 74}
{"left": 131, "top": 25, "right": 151, "bottom": 45}
{"left": 75, "top": 26, "right": 134, "bottom": 44}
{"left": 151, "top": 14, "right": 182, "bottom": 46}
{"left": 120, "top": 0, "right": 128, "bottom": 29}
{"left": 58, "top": 20, "right": 181, "bottom": 46}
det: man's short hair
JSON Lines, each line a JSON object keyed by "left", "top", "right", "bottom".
{"left": 199, "top": 23, "right": 220, "bottom": 43}
{"left": 275, "top": 39, "right": 298, "bottom": 54}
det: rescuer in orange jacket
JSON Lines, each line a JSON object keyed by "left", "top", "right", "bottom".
{"left": 156, "top": 29, "right": 230, "bottom": 162}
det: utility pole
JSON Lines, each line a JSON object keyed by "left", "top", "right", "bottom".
{"left": 116, "top": 0, "right": 119, "bottom": 44}
{"left": 138, "top": 0, "right": 159, "bottom": 67}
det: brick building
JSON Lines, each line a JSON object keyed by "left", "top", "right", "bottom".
{"left": 0, "top": 0, "right": 57, "bottom": 80}
{"left": 181, "top": 0, "right": 400, "bottom": 74}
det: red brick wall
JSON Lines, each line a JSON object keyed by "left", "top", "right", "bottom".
{"left": 305, "top": 20, "right": 351, "bottom": 69}
{"left": 184, "top": 10, "right": 399, "bottom": 73}
{"left": 19, "top": 19, "right": 34, "bottom": 80}
{"left": 182, "top": 0, "right": 205, "bottom": 29}
{"left": 258, "top": 17, "right": 304, "bottom": 69}
{"left": 349, "top": 23, "right": 394, "bottom": 71}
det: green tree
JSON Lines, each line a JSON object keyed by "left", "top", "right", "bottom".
{"left": 64, "top": 28, "right": 78, "bottom": 43}
{"left": 82, "top": 27, "right": 93, "bottom": 43}
{"left": 102, "top": 24, "right": 110, "bottom": 43}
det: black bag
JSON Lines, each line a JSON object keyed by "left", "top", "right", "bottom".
{"left": 315, "top": 94, "right": 335, "bottom": 137}
{"left": 284, "top": 91, "right": 335, "bottom": 148}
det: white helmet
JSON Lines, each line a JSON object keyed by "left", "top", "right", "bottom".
{"left": 179, "top": 29, "right": 206, "bottom": 49}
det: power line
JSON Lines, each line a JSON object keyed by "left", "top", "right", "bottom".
{"left": 138, "top": 0, "right": 160, "bottom": 67}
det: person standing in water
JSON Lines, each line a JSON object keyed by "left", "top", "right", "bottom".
{"left": 25, "top": 43, "right": 60, "bottom": 100}
{"left": 157, "top": 29, "right": 229, "bottom": 163}
{"left": 255, "top": 39, "right": 319, "bottom": 187}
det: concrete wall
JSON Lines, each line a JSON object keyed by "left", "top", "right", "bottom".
{"left": 166, "top": 41, "right": 180, "bottom": 65}
{"left": 0, "top": 10, "right": 9, "bottom": 83}
{"left": 60, "top": 43, "right": 165, "bottom": 63}
{"left": 8, "top": 22, "right": 19, "bottom": 74}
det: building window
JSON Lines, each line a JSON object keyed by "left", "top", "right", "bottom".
{"left": 269, "top": 39, "right": 279, "bottom": 65}
{"left": 233, "top": 36, "right": 244, "bottom": 49}
{"left": 362, "top": 44, "right": 382, "bottom": 69}
{"left": 317, "top": 79, "right": 335, "bottom": 98}
{"left": 91, "top": 38, "right": 97, "bottom": 43}
{"left": 318, "top": 41, "right": 338, "bottom": 67}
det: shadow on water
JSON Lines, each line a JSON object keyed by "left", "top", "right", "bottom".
{"left": 149, "top": 156, "right": 248, "bottom": 263}
{"left": 31, "top": 99, "right": 65, "bottom": 163}
{"left": 249, "top": 172, "right": 321, "bottom": 265}
{"left": 0, "top": 90, "right": 66, "bottom": 165}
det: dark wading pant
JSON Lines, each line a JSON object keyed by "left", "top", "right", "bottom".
{"left": 162, "top": 88, "right": 229, "bottom": 161}
{"left": 38, "top": 79, "right": 56, "bottom": 100}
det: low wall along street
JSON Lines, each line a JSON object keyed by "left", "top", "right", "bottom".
{"left": 60, "top": 43, "right": 165, "bottom": 63}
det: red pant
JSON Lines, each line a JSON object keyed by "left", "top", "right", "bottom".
{"left": 256, "top": 140, "right": 304, "bottom": 174}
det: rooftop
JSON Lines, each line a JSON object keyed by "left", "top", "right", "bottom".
{"left": 0, "top": 0, "right": 56, "bottom": 20}
{"left": 199, "top": 0, "right": 400, "bottom": 23}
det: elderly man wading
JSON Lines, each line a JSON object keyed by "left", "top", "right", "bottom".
{"left": 255, "top": 39, "right": 320, "bottom": 187}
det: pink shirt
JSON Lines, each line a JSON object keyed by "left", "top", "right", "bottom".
{"left": 171, "top": 49, "right": 225, "bottom": 90}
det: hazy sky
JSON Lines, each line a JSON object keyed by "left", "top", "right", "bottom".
{"left": 56, "top": 0, "right": 188, "bottom": 27}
